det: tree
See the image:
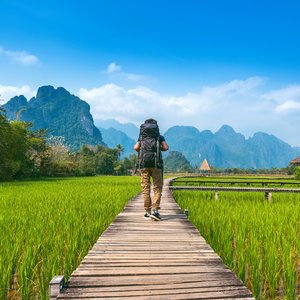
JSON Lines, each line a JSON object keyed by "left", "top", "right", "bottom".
{"left": 95, "top": 152, "right": 115, "bottom": 175}
{"left": 78, "top": 146, "right": 96, "bottom": 176}
{"left": 0, "top": 108, "right": 12, "bottom": 179}
{"left": 116, "top": 144, "right": 124, "bottom": 159}
{"left": 45, "top": 136, "right": 77, "bottom": 176}
{"left": 27, "top": 129, "right": 50, "bottom": 177}
{"left": 7, "top": 121, "right": 32, "bottom": 178}
{"left": 0, "top": 109, "right": 53, "bottom": 179}
{"left": 295, "top": 166, "right": 300, "bottom": 180}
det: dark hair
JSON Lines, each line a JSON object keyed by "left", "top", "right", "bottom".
{"left": 144, "top": 118, "right": 157, "bottom": 124}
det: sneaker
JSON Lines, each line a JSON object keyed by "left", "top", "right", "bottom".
{"left": 144, "top": 212, "right": 151, "bottom": 220}
{"left": 150, "top": 210, "right": 161, "bottom": 221}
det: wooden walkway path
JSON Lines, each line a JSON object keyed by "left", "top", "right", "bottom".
{"left": 56, "top": 178, "right": 254, "bottom": 299}
{"left": 173, "top": 179, "right": 300, "bottom": 187}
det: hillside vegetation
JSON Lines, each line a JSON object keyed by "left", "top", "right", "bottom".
{"left": 0, "top": 108, "right": 136, "bottom": 180}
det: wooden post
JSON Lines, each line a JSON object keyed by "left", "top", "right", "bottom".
{"left": 49, "top": 275, "right": 65, "bottom": 299}
{"left": 265, "top": 192, "right": 272, "bottom": 203}
{"left": 215, "top": 192, "right": 219, "bottom": 200}
{"left": 184, "top": 209, "right": 189, "bottom": 217}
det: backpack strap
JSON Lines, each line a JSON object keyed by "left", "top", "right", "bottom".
{"left": 156, "top": 138, "right": 160, "bottom": 168}
{"left": 136, "top": 137, "right": 142, "bottom": 169}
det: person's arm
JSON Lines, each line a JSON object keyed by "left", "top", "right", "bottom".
{"left": 161, "top": 141, "right": 169, "bottom": 151}
{"left": 134, "top": 141, "right": 140, "bottom": 151}
{"left": 159, "top": 136, "right": 169, "bottom": 151}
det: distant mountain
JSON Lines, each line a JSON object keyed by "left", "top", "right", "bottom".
{"left": 98, "top": 127, "right": 135, "bottom": 158}
{"left": 164, "top": 125, "right": 300, "bottom": 169}
{"left": 2, "top": 86, "right": 105, "bottom": 150}
{"left": 94, "top": 119, "right": 139, "bottom": 140}
{"left": 247, "top": 132, "right": 297, "bottom": 169}
{"left": 164, "top": 151, "right": 192, "bottom": 172}
{"left": 3, "top": 86, "right": 300, "bottom": 168}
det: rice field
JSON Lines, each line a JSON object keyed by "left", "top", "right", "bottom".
{"left": 0, "top": 176, "right": 140, "bottom": 299}
{"left": 173, "top": 187, "right": 300, "bottom": 300}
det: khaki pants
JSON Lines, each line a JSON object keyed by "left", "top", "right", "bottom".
{"left": 141, "top": 168, "right": 163, "bottom": 213}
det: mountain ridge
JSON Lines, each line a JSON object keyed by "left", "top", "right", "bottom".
{"left": 3, "top": 85, "right": 105, "bottom": 150}
{"left": 2, "top": 85, "right": 299, "bottom": 168}
{"left": 164, "top": 125, "right": 300, "bottom": 168}
{"left": 94, "top": 119, "right": 139, "bottom": 140}
{"left": 98, "top": 127, "right": 135, "bottom": 158}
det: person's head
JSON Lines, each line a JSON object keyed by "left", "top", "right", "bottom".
{"left": 144, "top": 118, "right": 157, "bottom": 124}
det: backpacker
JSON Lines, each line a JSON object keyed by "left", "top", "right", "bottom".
{"left": 138, "top": 120, "right": 163, "bottom": 169}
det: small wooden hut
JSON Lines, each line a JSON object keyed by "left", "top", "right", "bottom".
{"left": 199, "top": 158, "right": 211, "bottom": 174}
{"left": 290, "top": 156, "right": 300, "bottom": 166}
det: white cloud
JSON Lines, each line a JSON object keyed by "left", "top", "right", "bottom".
{"left": 275, "top": 100, "right": 300, "bottom": 112}
{"left": 107, "top": 62, "right": 121, "bottom": 74}
{"left": 263, "top": 85, "right": 300, "bottom": 102}
{"left": 263, "top": 84, "right": 300, "bottom": 113}
{"left": 103, "top": 62, "right": 148, "bottom": 82}
{"left": 79, "top": 84, "right": 161, "bottom": 123}
{"left": 78, "top": 77, "right": 300, "bottom": 146}
{"left": 126, "top": 73, "right": 147, "bottom": 82}
{"left": 0, "top": 46, "right": 39, "bottom": 66}
{"left": 78, "top": 77, "right": 264, "bottom": 129}
{"left": 202, "top": 77, "right": 265, "bottom": 99}
{"left": 0, "top": 85, "right": 36, "bottom": 103}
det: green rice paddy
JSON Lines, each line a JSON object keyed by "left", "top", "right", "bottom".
{"left": 2, "top": 175, "right": 300, "bottom": 299}
{"left": 173, "top": 182, "right": 300, "bottom": 299}
{"left": 0, "top": 176, "right": 140, "bottom": 299}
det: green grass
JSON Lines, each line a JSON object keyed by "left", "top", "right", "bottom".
{"left": 174, "top": 190, "right": 300, "bottom": 299}
{"left": 0, "top": 176, "right": 140, "bottom": 299}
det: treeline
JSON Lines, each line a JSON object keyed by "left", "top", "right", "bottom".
{"left": 211, "top": 167, "right": 293, "bottom": 175}
{"left": 0, "top": 109, "right": 137, "bottom": 181}
{"left": 194, "top": 166, "right": 298, "bottom": 177}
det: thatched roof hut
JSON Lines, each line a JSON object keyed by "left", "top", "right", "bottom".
{"left": 199, "top": 159, "right": 211, "bottom": 172}
{"left": 290, "top": 156, "right": 300, "bottom": 166}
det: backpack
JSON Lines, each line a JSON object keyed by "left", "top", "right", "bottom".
{"left": 138, "top": 120, "right": 163, "bottom": 169}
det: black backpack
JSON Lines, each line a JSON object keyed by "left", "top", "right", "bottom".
{"left": 138, "top": 120, "right": 163, "bottom": 169}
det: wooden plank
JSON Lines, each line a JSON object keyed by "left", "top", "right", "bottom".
{"left": 66, "top": 272, "right": 241, "bottom": 287}
{"left": 72, "top": 266, "right": 232, "bottom": 276}
{"left": 58, "top": 286, "right": 252, "bottom": 298}
{"left": 58, "top": 279, "right": 244, "bottom": 293}
{"left": 57, "top": 178, "right": 254, "bottom": 299}
{"left": 80, "top": 261, "right": 222, "bottom": 267}
{"left": 58, "top": 290, "right": 253, "bottom": 300}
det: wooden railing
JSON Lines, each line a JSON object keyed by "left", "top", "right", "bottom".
{"left": 169, "top": 182, "right": 300, "bottom": 202}
{"left": 173, "top": 180, "right": 300, "bottom": 187}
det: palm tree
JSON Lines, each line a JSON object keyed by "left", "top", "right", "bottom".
{"left": 116, "top": 144, "right": 124, "bottom": 158}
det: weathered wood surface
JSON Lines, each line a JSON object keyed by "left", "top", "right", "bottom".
{"left": 57, "top": 178, "right": 254, "bottom": 299}
{"left": 174, "top": 180, "right": 300, "bottom": 187}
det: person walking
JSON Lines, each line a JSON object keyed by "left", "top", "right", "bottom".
{"left": 134, "top": 118, "right": 169, "bottom": 221}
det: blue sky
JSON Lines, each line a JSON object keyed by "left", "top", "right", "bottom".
{"left": 1, "top": 0, "right": 300, "bottom": 146}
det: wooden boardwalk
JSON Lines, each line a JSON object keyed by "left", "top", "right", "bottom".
{"left": 173, "top": 179, "right": 300, "bottom": 187}
{"left": 56, "top": 178, "right": 254, "bottom": 299}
